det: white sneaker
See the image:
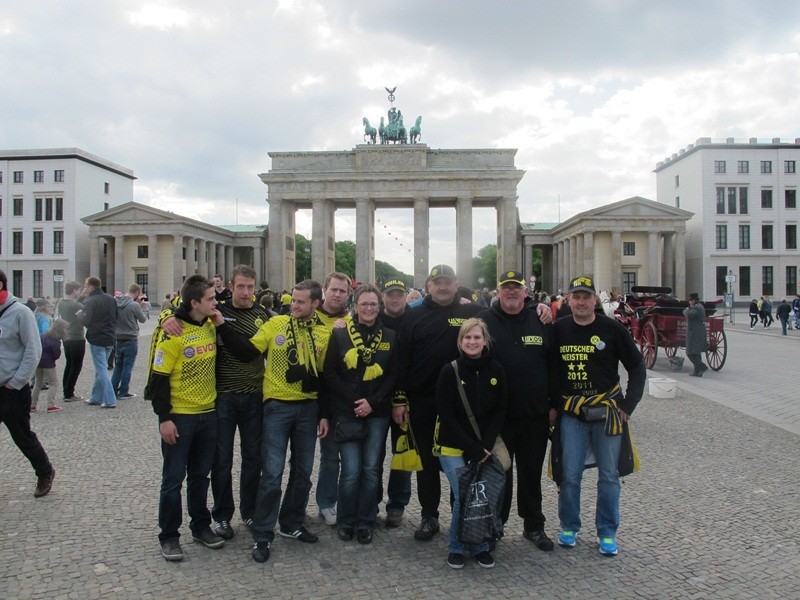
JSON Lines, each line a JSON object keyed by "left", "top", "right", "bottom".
{"left": 319, "top": 506, "right": 337, "bottom": 526}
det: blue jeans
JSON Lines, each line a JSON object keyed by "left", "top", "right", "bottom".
{"left": 158, "top": 412, "right": 217, "bottom": 542}
{"left": 111, "top": 339, "right": 138, "bottom": 397}
{"left": 337, "top": 415, "right": 390, "bottom": 529}
{"left": 211, "top": 391, "right": 263, "bottom": 523}
{"left": 252, "top": 400, "right": 319, "bottom": 543}
{"left": 439, "top": 455, "right": 490, "bottom": 555}
{"left": 89, "top": 343, "right": 116, "bottom": 406}
{"left": 558, "top": 414, "right": 622, "bottom": 539}
{"left": 316, "top": 432, "right": 339, "bottom": 510}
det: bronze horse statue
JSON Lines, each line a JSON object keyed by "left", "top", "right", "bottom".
{"left": 409, "top": 116, "right": 422, "bottom": 144}
{"left": 362, "top": 117, "right": 377, "bottom": 144}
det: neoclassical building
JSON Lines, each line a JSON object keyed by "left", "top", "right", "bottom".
{"left": 521, "top": 197, "right": 693, "bottom": 297}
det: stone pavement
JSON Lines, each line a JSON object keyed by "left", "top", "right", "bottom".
{"left": 2, "top": 319, "right": 799, "bottom": 599}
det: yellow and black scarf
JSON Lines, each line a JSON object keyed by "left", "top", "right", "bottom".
{"left": 285, "top": 317, "right": 320, "bottom": 392}
{"left": 562, "top": 383, "right": 624, "bottom": 436}
{"left": 343, "top": 320, "right": 384, "bottom": 381}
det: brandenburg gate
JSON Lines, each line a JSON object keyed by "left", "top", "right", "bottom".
{"left": 260, "top": 144, "right": 524, "bottom": 291}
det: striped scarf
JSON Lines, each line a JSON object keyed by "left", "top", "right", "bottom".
{"left": 562, "top": 383, "right": 624, "bottom": 436}
{"left": 343, "top": 320, "right": 384, "bottom": 381}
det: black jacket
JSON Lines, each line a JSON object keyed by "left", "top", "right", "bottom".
{"left": 80, "top": 289, "right": 117, "bottom": 347}
{"left": 435, "top": 353, "right": 507, "bottom": 463}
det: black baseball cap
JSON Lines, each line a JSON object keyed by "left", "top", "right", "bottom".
{"left": 429, "top": 264, "right": 456, "bottom": 280}
{"left": 498, "top": 270, "right": 525, "bottom": 286}
{"left": 567, "top": 276, "right": 596, "bottom": 294}
{"left": 383, "top": 279, "right": 406, "bottom": 293}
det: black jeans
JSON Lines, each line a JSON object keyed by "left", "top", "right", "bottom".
{"left": 0, "top": 385, "right": 53, "bottom": 478}
{"left": 687, "top": 352, "right": 706, "bottom": 373}
{"left": 408, "top": 396, "right": 440, "bottom": 519}
{"left": 211, "top": 391, "right": 263, "bottom": 523}
{"left": 500, "top": 414, "right": 550, "bottom": 531}
{"left": 62, "top": 339, "right": 86, "bottom": 398}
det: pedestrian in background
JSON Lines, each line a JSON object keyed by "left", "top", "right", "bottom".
{"left": 32, "top": 319, "right": 68, "bottom": 413}
{"left": 684, "top": 293, "right": 709, "bottom": 376}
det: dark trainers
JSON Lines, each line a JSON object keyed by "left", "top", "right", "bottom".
{"left": 252, "top": 541, "right": 271, "bottom": 563}
{"left": 338, "top": 527, "right": 354, "bottom": 541}
{"left": 523, "top": 529, "right": 555, "bottom": 551}
{"left": 279, "top": 526, "right": 318, "bottom": 543}
{"left": 447, "top": 552, "right": 465, "bottom": 569}
{"left": 475, "top": 551, "right": 496, "bottom": 568}
{"left": 385, "top": 509, "right": 403, "bottom": 528}
{"left": 243, "top": 517, "right": 255, "bottom": 529}
{"left": 414, "top": 516, "right": 440, "bottom": 541}
{"left": 34, "top": 469, "right": 55, "bottom": 498}
{"left": 215, "top": 520, "right": 235, "bottom": 540}
{"left": 160, "top": 538, "right": 184, "bottom": 561}
{"left": 357, "top": 529, "right": 373, "bottom": 544}
{"left": 192, "top": 527, "right": 225, "bottom": 548}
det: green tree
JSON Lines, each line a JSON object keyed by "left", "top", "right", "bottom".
{"left": 295, "top": 234, "right": 312, "bottom": 282}
{"left": 471, "top": 244, "right": 497, "bottom": 289}
{"left": 375, "top": 260, "right": 413, "bottom": 288}
{"left": 334, "top": 240, "right": 356, "bottom": 278}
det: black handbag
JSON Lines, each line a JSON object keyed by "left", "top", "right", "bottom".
{"left": 580, "top": 404, "right": 607, "bottom": 422}
{"left": 333, "top": 415, "right": 368, "bottom": 442}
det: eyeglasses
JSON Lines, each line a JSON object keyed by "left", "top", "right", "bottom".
{"left": 357, "top": 302, "right": 379, "bottom": 309}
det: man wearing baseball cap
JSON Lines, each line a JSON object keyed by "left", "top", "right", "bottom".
{"left": 551, "top": 276, "right": 645, "bottom": 556}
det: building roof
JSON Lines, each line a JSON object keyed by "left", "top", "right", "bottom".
{"left": 520, "top": 222, "right": 558, "bottom": 231}
{"left": 220, "top": 224, "right": 267, "bottom": 233}
{"left": 0, "top": 147, "right": 135, "bottom": 180}
{"left": 654, "top": 137, "right": 800, "bottom": 173}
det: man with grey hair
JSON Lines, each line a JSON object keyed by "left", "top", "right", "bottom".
{"left": 111, "top": 283, "right": 147, "bottom": 399}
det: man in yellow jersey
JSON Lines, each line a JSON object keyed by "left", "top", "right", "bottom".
{"left": 150, "top": 275, "right": 225, "bottom": 562}
{"left": 214, "top": 279, "right": 331, "bottom": 563}
{"left": 314, "top": 272, "right": 352, "bottom": 526}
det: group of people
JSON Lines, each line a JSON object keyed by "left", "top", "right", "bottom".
{"left": 749, "top": 295, "right": 800, "bottom": 335}
{"left": 147, "top": 264, "right": 645, "bottom": 569}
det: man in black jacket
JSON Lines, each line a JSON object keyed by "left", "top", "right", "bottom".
{"left": 79, "top": 276, "right": 117, "bottom": 408}
{"left": 479, "top": 271, "right": 557, "bottom": 551}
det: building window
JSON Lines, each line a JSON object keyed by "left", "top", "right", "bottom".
{"left": 103, "top": 242, "right": 107, "bottom": 257}
{"left": 137, "top": 245, "right": 149, "bottom": 259}
{"left": 54, "top": 170, "right": 64, "bottom": 182}
{"left": 675, "top": 196, "right": 680, "bottom": 208}
{"left": 13, "top": 171, "right": 23, "bottom": 183}
{"left": 33, "top": 231, "right": 43, "bottom": 254}
{"left": 104, "top": 202, "right": 109, "bottom": 211}
{"left": 0, "top": 171, "right": 3, "bottom": 183}
{"left": 787, "top": 225, "right": 797, "bottom": 250}
{"left": 182, "top": 247, "right": 186, "bottom": 260}
{"left": 136, "top": 274, "right": 149, "bottom": 296}
{"left": 622, "top": 242, "right": 635, "bottom": 256}
{"left": 53, "top": 231, "right": 64, "bottom": 254}
{"left": 761, "top": 161, "right": 772, "bottom": 174}
{"left": 739, "top": 187, "right": 748, "bottom": 214}
{"left": 786, "top": 189, "right": 797, "bottom": 209}
{"left": 12, "top": 231, "right": 23, "bottom": 254}
{"left": 12, "top": 271, "right": 22, "bottom": 297}
{"left": 739, "top": 225, "right": 750, "bottom": 249}
{"left": 787, "top": 267, "right": 797, "bottom": 296}
{"left": 739, "top": 266, "right": 750, "bottom": 296}
{"left": 675, "top": 175, "right": 680, "bottom": 187}
{"left": 761, "top": 189, "right": 773, "bottom": 208}
{"left": 32, "top": 270, "right": 43, "bottom": 298}
{"left": 714, "top": 161, "right": 726, "bottom": 174}
{"left": 34, "top": 170, "right": 44, "bottom": 183}
{"left": 762, "top": 266, "right": 774, "bottom": 296}
{"left": 55, "top": 197, "right": 63, "bottom": 220}
{"left": 727, "top": 188, "right": 737, "bottom": 214}
{"left": 13, "top": 197, "right": 23, "bottom": 216}
{"left": 762, "top": 224, "right": 773, "bottom": 250}
{"left": 0, "top": 231, "right": 2, "bottom": 254}
{"left": 716, "top": 187, "right": 725, "bottom": 214}
{"left": 622, "top": 272, "right": 637, "bottom": 294}
{"left": 716, "top": 266, "right": 727, "bottom": 296}
{"left": 104, "top": 182, "right": 110, "bottom": 194}
{"left": 716, "top": 225, "right": 727, "bottom": 250}
{"left": 738, "top": 160, "right": 749, "bottom": 174}
{"left": 786, "top": 161, "right": 796, "bottom": 174}
{"left": 53, "top": 270, "right": 64, "bottom": 299}
{"left": 45, "top": 197, "right": 53, "bottom": 220}
{"left": 35, "top": 198, "right": 43, "bottom": 221}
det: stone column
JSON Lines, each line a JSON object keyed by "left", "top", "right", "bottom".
{"left": 583, "top": 231, "right": 594, "bottom": 280}
{"left": 648, "top": 231, "right": 659, "bottom": 286}
{"left": 663, "top": 232, "right": 675, "bottom": 291}
{"left": 226, "top": 245, "right": 234, "bottom": 280}
{"left": 173, "top": 235, "right": 184, "bottom": 292}
{"left": 611, "top": 231, "right": 622, "bottom": 293}
{"left": 559, "top": 241, "right": 568, "bottom": 291}
{"left": 456, "top": 196, "right": 473, "bottom": 285}
{"left": 675, "top": 231, "right": 686, "bottom": 298}
{"left": 522, "top": 242, "right": 532, "bottom": 282}
{"left": 355, "top": 198, "right": 375, "bottom": 284}
{"left": 312, "top": 199, "right": 335, "bottom": 285}
{"left": 185, "top": 236, "right": 195, "bottom": 277}
{"left": 496, "top": 196, "right": 518, "bottom": 273}
{"left": 253, "top": 239, "right": 262, "bottom": 282}
{"left": 563, "top": 237, "right": 572, "bottom": 280}
{"left": 413, "top": 198, "right": 429, "bottom": 288}
{"left": 89, "top": 235, "right": 100, "bottom": 278}
{"left": 148, "top": 234, "right": 159, "bottom": 300}
{"left": 552, "top": 243, "right": 560, "bottom": 293}
{"left": 575, "top": 234, "right": 585, "bottom": 277}
{"left": 216, "top": 243, "right": 225, "bottom": 277}
{"left": 114, "top": 234, "right": 125, "bottom": 292}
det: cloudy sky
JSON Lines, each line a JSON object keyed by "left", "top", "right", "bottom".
{"left": 2, "top": 1, "right": 799, "bottom": 274}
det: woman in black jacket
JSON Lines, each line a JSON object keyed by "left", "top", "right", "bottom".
{"left": 435, "top": 317, "right": 507, "bottom": 570}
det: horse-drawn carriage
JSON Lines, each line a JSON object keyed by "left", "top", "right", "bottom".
{"left": 613, "top": 286, "right": 727, "bottom": 371}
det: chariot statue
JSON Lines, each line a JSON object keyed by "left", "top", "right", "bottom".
{"left": 360, "top": 86, "right": 422, "bottom": 145}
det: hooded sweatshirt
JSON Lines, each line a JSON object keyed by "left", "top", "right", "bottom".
{"left": 115, "top": 295, "right": 146, "bottom": 341}
{"left": 0, "top": 291, "right": 42, "bottom": 389}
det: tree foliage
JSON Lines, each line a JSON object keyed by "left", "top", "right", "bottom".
{"left": 471, "top": 244, "right": 497, "bottom": 289}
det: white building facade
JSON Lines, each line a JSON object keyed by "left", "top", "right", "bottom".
{"left": 0, "top": 148, "right": 135, "bottom": 298}
{"left": 655, "top": 138, "right": 800, "bottom": 302}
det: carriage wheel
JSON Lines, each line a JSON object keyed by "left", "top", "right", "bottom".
{"left": 705, "top": 329, "right": 727, "bottom": 371}
{"left": 639, "top": 321, "right": 658, "bottom": 369}
{"left": 664, "top": 346, "right": 677, "bottom": 358}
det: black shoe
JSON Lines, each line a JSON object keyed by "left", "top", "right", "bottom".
{"left": 34, "top": 469, "right": 55, "bottom": 498}
{"left": 357, "top": 529, "right": 373, "bottom": 544}
{"left": 385, "top": 509, "right": 403, "bottom": 528}
{"left": 414, "top": 517, "right": 440, "bottom": 541}
{"left": 160, "top": 538, "right": 184, "bottom": 562}
{"left": 252, "top": 541, "right": 270, "bottom": 563}
{"left": 338, "top": 527, "right": 354, "bottom": 541}
{"left": 475, "top": 551, "right": 495, "bottom": 568}
{"left": 242, "top": 517, "right": 254, "bottom": 529}
{"left": 192, "top": 527, "right": 225, "bottom": 548}
{"left": 215, "top": 520, "right": 235, "bottom": 540}
{"left": 279, "top": 526, "right": 318, "bottom": 543}
{"left": 447, "top": 552, "right": 465, "bottom": 569}
{"left": 523, "top": 529, "right": 555, "bottom": 551}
